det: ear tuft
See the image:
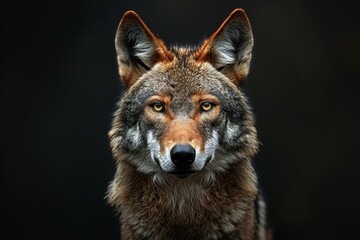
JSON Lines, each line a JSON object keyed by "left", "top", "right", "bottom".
{"left": 195, "top": 9, "right": 254, "bottom": 86}
{"left": 115, "top": 11, "right": 173, "bottom": 88}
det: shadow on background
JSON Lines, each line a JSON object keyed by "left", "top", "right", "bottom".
{"left": 1, "top": 0, "right": 359, "bottom": 239}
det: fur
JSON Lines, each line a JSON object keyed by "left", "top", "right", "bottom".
{"left": 107, "top": 8, "right": 271, "bottom": 240}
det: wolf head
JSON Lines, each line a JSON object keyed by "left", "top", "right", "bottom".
{"left": 109, "top": 9, "right": 258, "bottom": 181}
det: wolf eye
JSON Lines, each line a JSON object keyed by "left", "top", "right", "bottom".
{"left": 151, "top": 102, "right": 165, "bottom": 112}
{"left": 200, "top": 102, "right": 214, "bottom": 112}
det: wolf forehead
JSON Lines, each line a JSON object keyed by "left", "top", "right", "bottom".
{"left": 126, "top": 51, "right": 243, "bottom": 98}
{"left": 120, "top": 57, "right": 245, "bottom": 116}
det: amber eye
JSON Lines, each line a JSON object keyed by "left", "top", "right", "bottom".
{"left": 200, "top": 101, "right": 214, "bottom": 112}
{"left": 151, "top": 102, "right": 165, "bottom": 112}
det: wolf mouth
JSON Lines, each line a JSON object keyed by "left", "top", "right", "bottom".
{"left": 169, "top": 169, "right": 197, "bottom": 178}
{"left": 154, "top": 155, "right": 197, "bottom": 178}
{"left": 163, "top": 156, "right": 213, "bottom": 178}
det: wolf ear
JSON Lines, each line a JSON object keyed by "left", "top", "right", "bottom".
{"left": 195, "top": 9, "right": 254, "bottom": 86}
{"left": 115, "top": 11, "right": 173, "bottom": 88}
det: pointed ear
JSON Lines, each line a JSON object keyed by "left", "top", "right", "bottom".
{"left": 195, "top": 9, "right": 254, "bottom": 86}
{"left": 115, "top": 11, "right": 173, "bottom": 88}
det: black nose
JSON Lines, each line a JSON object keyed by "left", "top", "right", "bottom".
{"left": 170, "top": 144, "right": 195, "bottom": 168}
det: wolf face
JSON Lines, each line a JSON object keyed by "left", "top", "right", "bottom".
{"left": 109, "top": 9, "right": 258, "bottom": 181}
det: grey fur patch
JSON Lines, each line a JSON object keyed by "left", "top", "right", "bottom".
{"left": 125, "top": 124, "right": 142, "bottom": 149}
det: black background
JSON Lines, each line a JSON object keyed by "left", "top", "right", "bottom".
{"left": 1, "top": 0, "right": 359, "bottom": 239}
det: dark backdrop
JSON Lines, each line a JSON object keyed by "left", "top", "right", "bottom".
{"left": 1, "top": 0, "right": 359, "bottom": 239}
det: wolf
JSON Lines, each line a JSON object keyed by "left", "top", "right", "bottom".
{"left": 107, "top": 8, "right": 270, "bottom": 240}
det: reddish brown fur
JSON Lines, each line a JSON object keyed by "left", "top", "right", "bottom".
{"left": 162, "top": 119, "right": 203, "bottom": 153}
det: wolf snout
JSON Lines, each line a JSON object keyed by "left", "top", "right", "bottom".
{"left": 170, "top": 144, "right": 195, "bottom": 168}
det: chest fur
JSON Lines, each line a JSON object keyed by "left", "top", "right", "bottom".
{"left": 117, "top": 170, "right": 257, "bottom": 239}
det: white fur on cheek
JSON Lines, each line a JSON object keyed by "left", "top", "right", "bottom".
{"left": 146, "top": 131, "right": 161, "bottom": 165}
{"left": 195, "top": 130, "right": 219, "bottom": 169}
{"left": 146, "top": 131, "right": 173, "bottom": 172}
